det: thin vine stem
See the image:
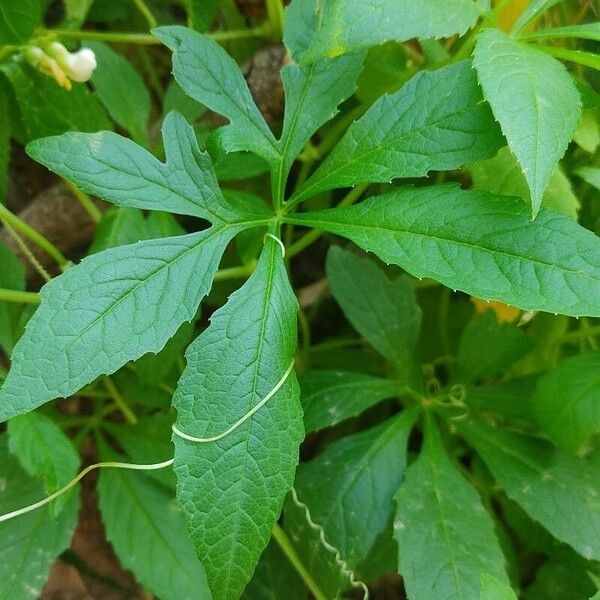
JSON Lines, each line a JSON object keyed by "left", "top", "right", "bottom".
{"left": 102, "top": 376, "right": 137, "bottom": 425}
{"left": 0, "top": 203, "right": 68, "bottom": 268}
{"left": 0, "top": 288, "right": 40, "bottom": 304}
{"left": 65, "top": 181, "right": 102, "bottom": 224}
{"left": 36, "top": 24, "right": 270, "bottom": 45}
{"left": 132, "top": 0, "right": 157, "bottom": 29}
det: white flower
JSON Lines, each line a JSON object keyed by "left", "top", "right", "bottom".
{"left": 49, "top": 42, "right": 97, "bottom": 83}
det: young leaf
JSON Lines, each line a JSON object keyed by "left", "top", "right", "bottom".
{"left": 287, "top": 184, "right": 600, "bottom": 317}
{"left": 394, "top": 415, "right": 508, "bottom": 600}
{"left": 290, "top": 0, "right": 482, "bottom": 64}
{"left": 27, "top": 111, "right": 256, "bottom": 223}
{"left": 154, "top": 26, "right": 279, "bottom": 164}
{"left": 474, "top": 29, "right": 581, "bottom": 215}
{"left": 0, "top": 0, "right": 41, "bottom": 44}
{"left": 87, "top": 41, "right": 151, "bottom": 146}
{"left": 462, "top": 420, "right": 600, "bottom": 560}
{"left": 0, "top": 435, "right": 79, "bottom": 600}
{"left": 97, "top": 455, "right": 211, "bottom": 600}
{"left": 172, "top": 238, "right": 303, "bottom": 600}
{"left": 1, "top": 62, "right": 111, "bottom": 140}
{"left": 0, "top": 226, "right": 239, "bottom": 423}
{"left": 0, "top": 242, "right": 25, "bottom": 356}
{"left": 457, "top": 311, "right": 531, "bottom": 382}
{"left": 292, "top": 61, "right": 503, "bottom": 203}
{"left": 326, "top": 246, "right": 421, "bottom": 366}
{"left": 512, "top": 0, "right": 563, "bottom": 33}
{"left": 300, "top": 370, "right": 401, "bottom": 433}
{"left": 274, "top": 11, "right": 365, "bottom": 203}
{"left": 241, "top": 540, "right": 306, "bottom": 600}
{"left": 7, "top": 412, "right": 80, "bottom": 516}
{"left": 532, "top": 353, "right": 600, "bottom": 453}
{"left": 295, "top": 408, "right": 418, "bottom": 568}
{"left": 481, "top": 574, "right": 518, "bottom": 600}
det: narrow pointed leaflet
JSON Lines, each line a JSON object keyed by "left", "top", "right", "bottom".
{"left": 172, "top": 237, "right": 303, "bottom": 600}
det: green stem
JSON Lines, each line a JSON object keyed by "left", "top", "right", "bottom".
{"left": 103, "top": 377, "right": 137, "bottom": 425}
{"left": 132, "top": 0, "right": 157, "bottom": 29}
{"left": 271, "top": 524, "right": 328, "bottom": 600}
{"left": 533, "top": 44, "right": 600, "bottom": 71}
{"left": 65, "top": 181, "right": 102, "bottom": 224}
{"left": 265, "top": 0, "right": 285, "bottom": 41}
{"left": 36, "top": 24, "right": 270, "bottom": 45}
{"left": 213, "top": 261, "right": 257, "bottom": 282}
{"left": 0, "top": 46, "right": 17, "bottom": 61}
{"left": 0, "top": 203, "right": 68, "bottom": 268}
{"left": 0, "top": 288, "right": 40, "bottom": 304}
{"left": 286, "top": 184, "right": 369, "bottom": 259}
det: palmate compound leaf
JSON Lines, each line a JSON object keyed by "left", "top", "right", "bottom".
{"left": 393, "top": 414, "right": 509, "bottom": 600}
{"left": 172, "top": 237, "right": 303, "bottom": 600}
{"left": 27, "top": 111, "right": 251, "bottom": 223}
{"left": 291, "top": 60, "right": 504, "bottom": 204}
{"left": 0, "top": 223, "right": 256, "bottom": 423}
{"left": 294, "top": 408, "right": 419, "bottom": 569}
{"left": 461, "top": 420, "right": 600, "bottom": 560}
{"left": 474, "top": 29, "right": 581, "bottom": 216}
{"left": 154, "top": 26, "right": 279, "bottom": 165}
{"left": 285, "top": 0, "right": 482, "bottom": 64}
{"left": 287, "top": 184, "right": 600, "bottom": 317}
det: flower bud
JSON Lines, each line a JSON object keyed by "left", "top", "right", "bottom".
{"left": 49, "top": 42, "right": 97, "bottom": 83}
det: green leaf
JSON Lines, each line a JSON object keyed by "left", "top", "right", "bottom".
{"left": 473, "top": 29, "right": 581, "bottom": 215}
{"left": 532, "top": 353, "right": 600, "bottom": 453}
{"left": 282, "top": 492, "right": 352, "bottom": 598}
{"left": 172, "top": 237, "right": 303, "bottom": 600}
{"left": 462, "top": 420, "right": 600, "bottom": 560}
{"left": 241, "top": 540, "right": 306, "bottom": 600}
{"left": 293, "top": 61, "right": 503, "bottom": 203}
{"left": 27, "top": 111, "right": 256, "bottom": 223}
{"left": 89, "top": 207, "right": 150, "bottom": 254}
{"left": 289, "top": 0, "right": 482, "bottom": 63}
{"left": 0, "top": 434, "right": 79, "bottom": 600}
{"left": 576, "top": 166, "right": 600, "bottom": 191}
{"left": 287, "top": 184, "right": 600, "bottom": 317}
{"left": 295, "top": 409, "right": 418, "bottom": 568}
{"left": 183, "top": 0, "right": 219, "bottom": 31}
{"left": 87, "top": 41, "right": 151, "bottom": 146}
{"left": 273, "top": 51, "right": 364, "bottom": 204}
{"left": 7, "top": 412, "right": 80, "bottom": 516}
{"left": 154, "top": 26, "right": 279, "bottom": 164}
{"left": 97, "top": 460, "right": 210, "bottom": 600}
{"left": 470, "top": 146, "right": 579, "bottom": 218}
{"left": 62, "top": 0, "right": 94, "bottom": 27}
{"left": 481, "top": 574, "right": 518, "bottom": 600}
{"left": 0, "top": 242, "right": 25, "bottom": 356}
{"left": 326, "top": 246, "right": 421, "bottom": 366}
{"left": 1, "top": 62, "right": 111, "bottom": 141}
{"left": 0, "top": 225, "right": 240, "bottom": 423}
{"left": 394, "top": 415, "right": 508, "bottom": 600}
{"left": 0, "top": 0, "right": 41, "bottom": 44}
{"left": 300, "top": 370, "right": 401, "bottom": 433}
{"left": 512, "top": 0, "right": 564, "bottom": 33}
{"left": 457, "top": 311, "right": 531, "bottom": 382}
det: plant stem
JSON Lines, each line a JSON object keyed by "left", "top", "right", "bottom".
{"left": 132, "top": 0, "right": 157, "bottom": 29}
{"left": 102, "top": 377, "right": 137, "bottom": 425}
{"left": 286, "top": 184, "right": 369, "bottom": 259}
{"left": 213, "top": 261, "right": 257, "bottom": 282}
{"left": 0, "top": 203, "right": 68, "bottom": 268}
{"left": 534, "top": 44, "right": 600, "bottom": 71}
{"left": 65, "top": 181, "right": 102, "bottom": 224}
{"left": 36, "top": 24, "right": 270, "bottom": 45}
{"left": 0, "top": 288, "right": 40, "bottom": 304}
{"left": 271, "top": 524, "right": 328, "bottom": 600}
